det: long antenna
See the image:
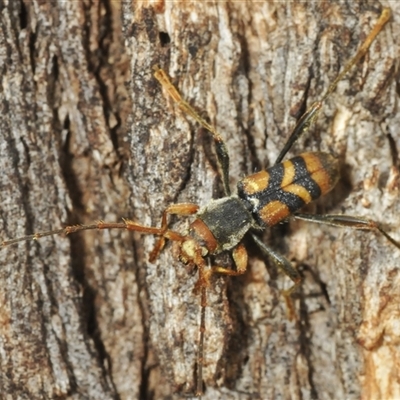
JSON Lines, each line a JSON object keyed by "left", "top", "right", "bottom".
{"left": 275, "top": 7, "right": 391, "bottom": 164}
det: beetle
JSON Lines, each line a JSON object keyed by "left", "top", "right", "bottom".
{"left": 1, "top": 6, "right": 397, "bottom": 397}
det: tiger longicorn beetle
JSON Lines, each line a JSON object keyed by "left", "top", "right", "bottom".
{"left": 2, "top": 6, "right": 398, "bottom": 398}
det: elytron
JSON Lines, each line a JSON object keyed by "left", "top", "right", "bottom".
{"left": 1, "top": 7, "right": 397, "bottom": 397}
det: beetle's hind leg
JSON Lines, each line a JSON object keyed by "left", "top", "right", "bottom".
{"left": 294, "top": 213, "right": 400, "bottom": 250}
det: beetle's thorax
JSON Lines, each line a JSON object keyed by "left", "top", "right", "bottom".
{"left": 190, "top": 196, "right": 257, "bottom": 254}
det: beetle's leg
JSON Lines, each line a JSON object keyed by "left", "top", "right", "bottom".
{"left": 212, "top": 243, "right": 248, "bottom": 277}
{"left": 148, "top": 203, "right": 199, "bottom": 261}
{"left": 275, "top": 7, "right": 391, "bottom": 164}
{"left": 251, "top": 234, "right": 301, "bottom": 320}
{"left": 212, "top": 238, "right": 300, "bottom": 319}
{"left": 154, "top": 67, "right": 231, "bottom": 196}
{"left": 294, "top": 213, "right": 400, "bottom": 250}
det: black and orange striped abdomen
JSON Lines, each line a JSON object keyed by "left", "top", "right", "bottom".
{"left": 237, "top": 152, "right": 340, "bottom": 227}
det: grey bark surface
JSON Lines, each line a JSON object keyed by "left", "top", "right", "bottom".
{"left": 0, "top": 1, "right": 399, "bottom": 399}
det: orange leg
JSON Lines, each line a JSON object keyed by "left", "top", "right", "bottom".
{"left": 212, "top": 243, "right": 249, "bottom": 276}
{"left": 147, "top": 203, "right": 199, "bottom": 261}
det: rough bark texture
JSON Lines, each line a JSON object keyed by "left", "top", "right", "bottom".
{"left": 1, "top": 1, "right": 399, "bottom": 399}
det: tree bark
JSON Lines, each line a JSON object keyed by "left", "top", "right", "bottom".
{"left": 1, "top": 1, "right": 399, "bottom": 399}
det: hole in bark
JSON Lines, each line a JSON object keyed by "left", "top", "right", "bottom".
{"left": 159, "top": 31, "right": 171, "bottom": 47}
{"left": 19, "top": 2, "right": 28, "bottom": 29}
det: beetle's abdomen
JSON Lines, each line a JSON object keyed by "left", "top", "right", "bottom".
{"left": 237, "top": 152, "right": 340, "bottom": 227}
